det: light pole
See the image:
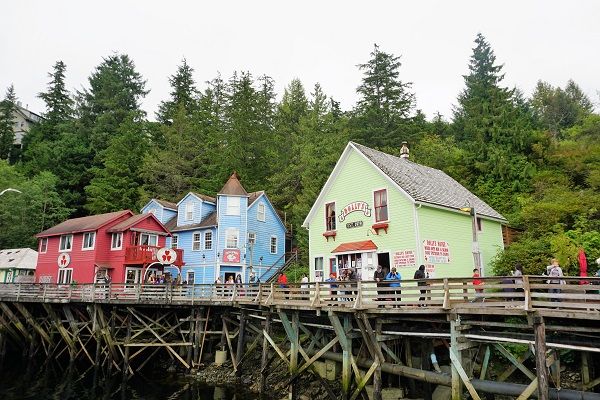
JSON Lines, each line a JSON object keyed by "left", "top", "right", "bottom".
{"left": 0, "top": 188, "right": 21, "bottom": 196}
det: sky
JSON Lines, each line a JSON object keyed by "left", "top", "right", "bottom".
{"left": 2, "top": 1, "right": 599, "bottom": 121}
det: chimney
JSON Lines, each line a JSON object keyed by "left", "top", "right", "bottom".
{"left": 400, "top": 141, "right": 409, "bottom": 159}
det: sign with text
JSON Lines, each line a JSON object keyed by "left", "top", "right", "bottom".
{"left": 222, "top": 249, "right": 241, "bottom": 263}
{"left": 423, "top": 240, "right": 450, "bottom": 264}
{"left": 338, "top": 201, "right": 372, "bottom": 222}
{"left": 393, "top": 250, "right": 416, "bottom": 268}
{"left": 425, "top": 264, "right": 436, "bottom": 278}
{"left": 346, "top": 220, "right": 364, "bottom": 229}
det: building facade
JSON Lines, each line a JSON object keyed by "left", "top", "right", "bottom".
{"left": 142, "top": 173, "right": 286, "bottom": 284}
{"left": 35, "top": 210, "right": 182, "bottom": 284}
{"left": 303, "top": 142, "right": 506, "bottom": 281}
{"left": 0, "top": 248, "right": 37, "bottom": 283}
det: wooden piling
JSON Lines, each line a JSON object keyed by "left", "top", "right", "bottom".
{"left": 534, "top": 316, "right": 549, "bottom": 400}
{"left": 236, "top": 310, "right": 247, "bottom": 377}
{"left": 450, "top": 318, "right": 462, "bottom": 400}
{"left": 260, "top": 312, "right": 272, "bottom": 396}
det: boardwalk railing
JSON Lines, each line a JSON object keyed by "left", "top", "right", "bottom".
{"left": 0, "top": 276, "right": 599, "bottom": 315}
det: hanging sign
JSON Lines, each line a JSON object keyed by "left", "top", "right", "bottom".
{"left": 393, "top": 250, "right": 416, "bottom": 268}
{"left": 157, "top": 247, "right": 178, "bottom": 264}
{"left": 57, "top": 253, "right": 71, "bottom": 268}
{"left": 425, "top": 264, "right": 436, "bottom": 278}
{"left": 423, "top": 240, "right": 450, "bottom": 264}
{"left": 222, "top": 249, "right": 241, "bottom": 263}
{"left": 338, "top": 201, "right": 372, "bottom": 222}
{"left": 346, "top": 220, "right": 364, "bottom": 229}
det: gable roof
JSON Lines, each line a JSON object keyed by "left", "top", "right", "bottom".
{"left": 155, "top": 199, "right": 178, "bottom": 210}
{"left": 218, "top": 172, "right": 248, "bottom": 196}
{"left": 106, "top": 213, "right": 170, "bottom": 234}
{"left": 0, "top": 248, "right": 38, "bottom": 270}
{"left": 190, "top": 192, "right": 216, "bottom": 203}
{"left": 37, "top": 210, "right": 133, "bottom": 237}
{"left": 248, "top": 191, "right": 264, "bottom": 206}
{"left": 167, "top": 211, "right": 218, "bottom": 232}
{"left": 303, "top": 142, "right": 505, "bottom": 227}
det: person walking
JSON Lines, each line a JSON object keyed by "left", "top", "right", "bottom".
{"left": 512, "top": 263, "right": 524, "bottom": 301}
{"left": 300, "top": 273, "right": 309, "bottom": 300}
{"left": 277, "top": 272, "right": 289, "bottom": 299}
{"left": 414, "top": 265, "right": 427, "bottom": 306}
{"left": 325, "top": 273, "right": 338, "bottom": 304}
{"left": 385, "top": 267, "right": 402, "bottom": 306}
{"left": 547, "top": 258, "right": 564, "bottom": 302}
{"left": 471, "top": 268, "right": 484, "bottom": 302}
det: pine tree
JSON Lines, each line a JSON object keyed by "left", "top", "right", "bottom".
{"left": 156, "top": 59, "right": 199, "bottom": 124}
{"left": 352, "top": 44, "right": 416, "bottom": 148}
{"left": 0, "top": 85, "right": 18, "bottom": 162}
{"left": 38, "top": 61, "right": 74, "bottom": 130}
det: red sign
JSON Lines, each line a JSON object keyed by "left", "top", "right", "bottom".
{"left": 338, "top": 201, "right": 372, "bottom": 222}
{"left": 157, "top": 247, "right": 178, "bottom": 264}
{"left": 222, "top": 249, "right": 241, "bottom": 263}
{"left": 57, "top": 253, "right": 71, "bottom": 268}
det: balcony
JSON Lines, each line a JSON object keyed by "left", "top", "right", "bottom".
{"left": 124, "top": 246, "right": 184, "bottom": 267}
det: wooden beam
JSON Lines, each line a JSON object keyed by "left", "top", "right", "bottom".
{"left": 260, "top": 312, "right": 272, "bottom": 395}
{"left": 235, "top": 310, "right": 247, "bottom": 376}
{"left": 449, "top": 350, "right": 481, "bottom": 400}
{"left": 13, "top": 302, "right": 52, "bottom": 346}
{"left": 516, "top": 378, "right": 538, "bottom": 400}
{"left": 222, "top": 317, "right": 237, "bottom": 372}
{"left": 262, "top": 328, "right": 289, "bottom": 367}
{"left": 534, "top": 316, "right": 549, "bottom": 400}
{"left": 479, "top": 345, "right": 491, "bottom": 380}
{"left": 349, "top": 360, "right": 379, "bottom": 400}
{"left": 494, "top": 344, "right": 535, "bottom": 381}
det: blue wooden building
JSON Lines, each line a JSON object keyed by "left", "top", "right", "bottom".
{"left": 141, "top": 173, "right": 287, "bottom": 284}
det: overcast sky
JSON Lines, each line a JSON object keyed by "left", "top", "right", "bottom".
{"left": 2, "top": 1, "right": 598, "bottom": 121}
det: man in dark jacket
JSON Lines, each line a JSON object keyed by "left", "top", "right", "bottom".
{"left": 374, "top": 265, "right": 386, "bottom": 304}
{"left": 414, "top": 265, "right": 427, "bottom": 305}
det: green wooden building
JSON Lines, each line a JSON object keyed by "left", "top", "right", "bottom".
{"left": 302, "top": 142, "right": 506, "bottom": 281}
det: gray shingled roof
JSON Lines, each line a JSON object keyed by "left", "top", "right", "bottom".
{"left": 168, "top": 211, "right": 218, "bottom": 232}
{"left": 155, "top": 199, "right": 178, "bottom": 210}
{"left": 352, "top": 142, "right": 505, "bottom": 221}
{"left": 37, "top": 210, "right": 133, "bottom": 237}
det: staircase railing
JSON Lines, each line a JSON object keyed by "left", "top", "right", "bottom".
{"left": 259, "top": 249, "right": 299, "bottom": 283}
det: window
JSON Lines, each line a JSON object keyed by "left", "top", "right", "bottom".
{"left": 185, "top": 203, "right": 194, "bottom": 221}
{"left": 204, "top": 231, "right": 213, "bottom": 250}
{"left": 192, "top": 232, "right": 201, "bottom": 251}
{"left": 139, "top": 233, "right": 158, "bottom": 247}
{"left": 315, "top": 257, "right": 324, "bottom": 279}
{"left": 374, "top": 189, "right": 388, "bottom": 222}
{"left": 226, "top": 197, "right": 240, "bottom": 216}
{"left": 58, "top": 268, "right": 73, "bottom": 284}
{"left": 59, "top": 234, "right": 73, "bottom": 251}
{"left": 248, "top": 232, "right": 256, "bottom": 245}
{"left": 39, "top": 238, "right": 48, "bottom": 253}
{"left": 270, "top": 236, "right": 277, "bottom": 254}
{"left": 325, "top": 202, "right": 336, "bottom": 231}
{"left": 226, "top": 228, "right": 239, "bottom": 248}
{"left": 82, "top": 232, "right": 96, "bottom": 250}
{"left": 257, "top": 203, "right": 266, "bottom": 222}
{"left": 172, "top": 234, "right": 179, "bottom": 249}
{"left": 111, "top": 233, "right": 123, "bottom": 250}
{"left": 186, "top": 271, "right": 195, "bottom": 284}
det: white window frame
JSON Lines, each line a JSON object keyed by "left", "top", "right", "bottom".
{"left": 270, "top": 236, "right": 278, "bottom": 255}
{"left": 39, "top": 238, "right": 48, "bottom": 254}
{"left": 204, "top": 231, "right": 213, "bottom": 250}
{"left": 226, "top": 196, "right": 241, "bottom": 216}
{"left": 139, "top": 233, "right": 158, "bottom": 247}
{"left": 172, "top": 234, "right": 179, "bottom": 249}
{"left": 373, "top": 188, "right": 389, "bottom": 223}
{"left": 257, "top": 203, "right": 266, "bottom": 222}
{"left": 192, "top": 232, "right": 201, "bottom": 251}
{"left": 57, "top": 268, "right": 73, "bottom": 284}
{"left": 59, "top": 234, "right": 73, "bottom": 252}
{"left": 314, "top": 256, "right": 324, "bottom": 279}
{"left": 185, "top": 202, "right": 194, "bottom": 221}
{"left": 111, "top": 232, "right": 123, "bottom": 250}
{"left": 248, "top": 232, "right": 256, "bottom": 245}
{"left": 82, "top": 232, "right": 96, "bottom": 250}
{"left": 325, "top": 201, "right": 336, "bottom": 231}
{"left": 186, "top": 270, "right": 195, "bottom": 284}
{"left": 226, "top": 228, "right": 239, "bottom": 249}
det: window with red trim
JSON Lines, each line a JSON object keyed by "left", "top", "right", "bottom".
{"left": 374, "top": 189, "right": 388, "bottom": 222}
{"left": 325, "top": 202, "right": 336, "bottom": 231}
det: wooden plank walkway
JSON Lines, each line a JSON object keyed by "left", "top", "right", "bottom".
{"left": 0, "top": 276, "right": 599, "bottom": 320}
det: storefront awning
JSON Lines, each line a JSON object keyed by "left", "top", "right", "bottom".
{"left": 331, "top": 240, "right": 378, "bottom": 254}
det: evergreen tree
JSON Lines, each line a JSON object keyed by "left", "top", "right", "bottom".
{"left": 21, "top": 61, "right": 74, "bottom": 173}
{"left": 85, "top": 118, "right": 150, "bottom": 213}
{"left": 156, "top": 59, "right": 199, "bottom": 124}
{"left": 352, "top": 44, "right": 416, "bottom": 148}
{"left": 0, "top": 85, "right": 17, "bottom": 161}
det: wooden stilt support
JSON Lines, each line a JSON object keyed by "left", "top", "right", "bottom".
{"left": 422, "top": 341, "right": 433, "bottom": 400}
{"left": 280, "top": 311, "right": 299, "bottom": 400}
{"left": 235, "top": 310, "right": 247, "bottom": 377}
{"left": 373, "top": 320, "right": 383, "bottom": 400}
{"left": 450, "top": 318, "right": 462, "bottom": 400}
{"left": 534, "top": 316, "right": 549, "bottom": 400}
{"left": 122, "top": 311, "right": 132, "bottom": 378}
{"left": 479, "top": 345, "right": 491, "bottom": 380}
{"left": 582, "top": 351, "right": 590, "bottom": 389}
{"left": 330, "top": 313, "right": 352, "bottom": 400}
{"left": 260, "top": 311, "right": 271, "bottom": 396}
{"left": 186, "top": 308, "right": 195, "bottom": 369}
{"left": 404, "top": 338, "right": 417, "bottom": 398}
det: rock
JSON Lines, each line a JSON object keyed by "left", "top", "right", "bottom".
{"left": 432, "top": 385, "right": 452, "bottom": 400}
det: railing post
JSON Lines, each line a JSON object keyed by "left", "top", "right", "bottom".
{"left": 443, "top": 278, "right": 450, "bottom": 310}
{"left": 136, "top": 284, "right": 141, "bottom": 302}
{"left": 354, "top": 282, "right": 362, "bottom": 309}
{"left": 313, "top": 282, "right": 321, "bottom": 307}
{"left": 91, "top": 283, "right": 96, "bottom": 302}
{"left": 270, "top": 282, "right": 275, "bottom": 305}
{"left": 42, "top": 285, "right": 47, "bottom": 302}
{"left": 232, "top": 284, "right": 237, "bottom": 302}
{"left": 523, "top": 276, "right": 532, "bottom": 311}
{"left": 16, "top": 283, "right": 21, "bottom": 301}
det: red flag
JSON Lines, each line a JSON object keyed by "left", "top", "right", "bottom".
{"left": 578, "top": 248, "right": 588, "bottom": 284}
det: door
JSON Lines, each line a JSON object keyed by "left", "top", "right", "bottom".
{"left": 329, "top": 258, "right": 337, "bottom": 277}
{"left": 125, "top": 268, "right": 142, "bottom": 284}
{"left": 186, "top": 271, "right": 195, "bottom": 285}
{"left": 57, "top": 268, "right": 73, "bottom": 284}
{"left": 377, "top": 253, "right": 390, "bottom": 276}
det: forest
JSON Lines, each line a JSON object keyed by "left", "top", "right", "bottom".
{"left": 0, "top": 34, "right": 598, "bottom": 276}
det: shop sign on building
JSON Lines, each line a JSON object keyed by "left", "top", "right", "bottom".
{"left": 423, "top": 240, "right": 450, "bottom": 264}
{"left": 425, "top": 264, "right": 436, "bottom": 278}
{"left": 393, "top": 250, "right": 416, "bottom": 268}
{"left": 346, "top": 220, "right": 364, "bottom": 229}
{"left": 222, "top": 249, "right": 241, "bottom": 263}
{"left": 338, "top": 201, "right": 372, "bottom": 222}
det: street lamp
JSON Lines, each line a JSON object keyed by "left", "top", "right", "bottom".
{"left": 0, "top": 188, "right": 21, "bottom": 196}
{"left": 460, "top": 205, "right": 482, "bottom": 276}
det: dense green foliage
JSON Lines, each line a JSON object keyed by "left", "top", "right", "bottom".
{"left": 1, "top": 36, "right": 598, "bottom": 276}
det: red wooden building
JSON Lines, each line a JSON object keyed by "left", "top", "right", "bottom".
{"left": 35, "top": 210, "right": 184, "bottom": 284}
